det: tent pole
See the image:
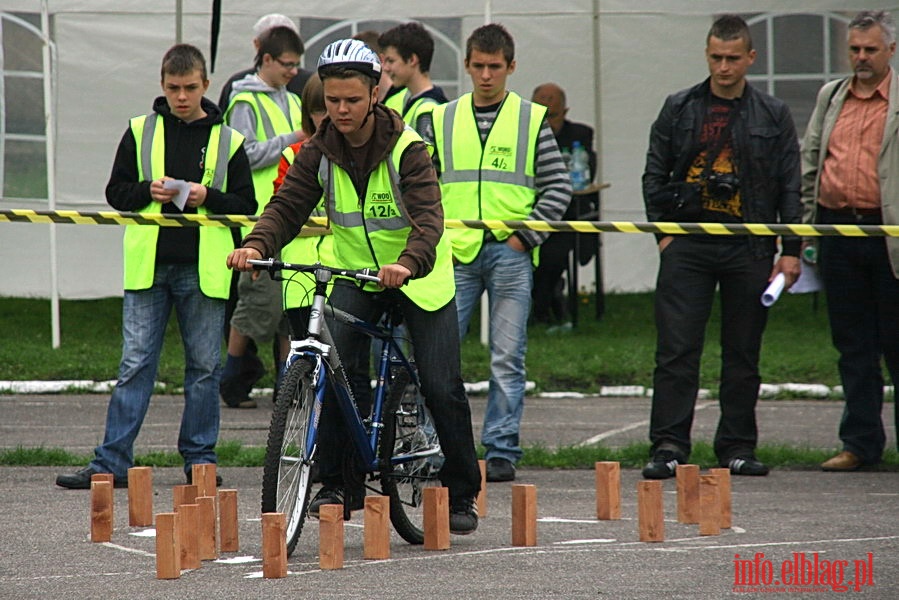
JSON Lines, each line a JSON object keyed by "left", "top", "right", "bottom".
{"left": 592, "top": 0, "right": 604, "bottom": 317}
{"left": 41, "top": 0, "right": 60, "bottom": 348}
{"left": 175, "top": 0, "right": 183, "bottom": 43}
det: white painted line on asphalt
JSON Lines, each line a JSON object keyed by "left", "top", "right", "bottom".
{"left": 539, "top": 517, "right": 600, "bottom": 524}
{"left": 556, "top": 538, "right": 618, "bottom": 544}
{"left": 100, "top": 542, "right": 155, "bottom": 558}
{"left": 216, "top": 556, "right": 260, "bottom": 564}
{"left": 129, "top": 528, "right": 155, "bottom": 537}
{"left": 576, "top": 400, "right": 715, "bottom": 447}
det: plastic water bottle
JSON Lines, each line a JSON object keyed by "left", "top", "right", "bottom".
{"left": 569, "top": 141, "right": 590, "bottom": 191}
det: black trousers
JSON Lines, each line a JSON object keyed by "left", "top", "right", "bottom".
{"left": 818, "top": 209, "right": 899, "bottom": 463}
{"left": 649, "top": 237, "right": 771, "bottom": 463}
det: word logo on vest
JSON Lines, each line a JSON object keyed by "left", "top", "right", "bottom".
{"left": 488, "top": 145, "right": 513, "bottom": 171}
{"left": 368, "top": 192, "right": 398, "bottom": 219}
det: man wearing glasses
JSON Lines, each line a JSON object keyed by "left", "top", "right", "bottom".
{"left": 220, "top": 26, "right": 305, "bottom": 409}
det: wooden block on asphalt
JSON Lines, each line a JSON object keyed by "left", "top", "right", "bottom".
{"left": 173, "top": 484, "right": 198, "bottom": 511}
{"left": 191, "top": 464, "right": 217, "bottom": 498}
{"left": 595, "top": 461, "right": 621, "bottom": 520}
{"left": 676, "top": 464, "right": 700, "bottom": 524}
{"left": 262, "top": 513, "right": 287, "bottom": 579}
{"left": 197, "top": 495, "right": 218, "bottom": 560}
{"left": 155, "top": 512, "right": 181, "bottom": 579}
{"left": 710, "top": 467, "right": 732, "bottom": 529}
{"left": 423, "top": 486, "right": 450, "bottom": 550}
{"left": 637, "top": 480, "right": 664, "bottom": 542}
{"left": 90, "top": 480, "right": 113, "bottom": 543}
{"left": 363, "top": 495, "right": 390, "bottom": 560}
{"left": 219, "top": 489, "right": 239, "bottom": 552}
{"left": 319, "top": 504, "right": 344, "bottom": 569}
{"left": 511, "top": 484, "right": 537, "bottom": 547}
{"left": 127, "top": 466, "right": 153, "bottom": 527}
{"left": 178, "top": 503, "right": 200, "bottom": 570}
{"left": 476, "top": 459, "right": 487, "bottom": 517}
{"left": 699, "top": 474, "right": 721, "bottom": 536}
{"left": 91, "top": 472, "right": 114, "bottom": 487}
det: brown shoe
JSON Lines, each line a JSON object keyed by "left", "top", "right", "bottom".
{"left": 821, "top": 450, "right": 862, "bottom": 472}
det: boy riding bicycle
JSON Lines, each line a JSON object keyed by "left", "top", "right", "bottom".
{"left": 227, "top": 39, "right": 481, "bottom": 534}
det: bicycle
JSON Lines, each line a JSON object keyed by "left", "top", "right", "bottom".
{"left": 251, "top": 258, "right": 441, "bottom": 556}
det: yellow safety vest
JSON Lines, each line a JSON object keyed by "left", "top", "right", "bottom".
{"left": 431, "top": 92, "right": 545, "bottom": 264}
{"left": 277, "top": 144, "right": 335, "bottom": 310}
{"left": 320, "top": 128, "right": 454, "bottom": 311}
{"left": 226, "top": 90, "right": 302, "bottom": 236}
{"left": 383, "top": 88, "right": 409, "bottom": 114}
{"left": 124, "top": 113, "right": 244, "bottom": 299}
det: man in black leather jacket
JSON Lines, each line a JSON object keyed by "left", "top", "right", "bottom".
{"left": 640, "top": 14, "right": 801, "bottom": 480}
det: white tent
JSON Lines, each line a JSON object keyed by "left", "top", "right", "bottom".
{"left": 2, "top": 0, "right": 897, "bottom": 308}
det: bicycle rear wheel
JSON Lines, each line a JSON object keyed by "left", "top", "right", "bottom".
{"left": 261, "top": 357, "right": 317, "bottom": 556}
{"left": 379, "top": 367, "right": 441, "bottom": 544}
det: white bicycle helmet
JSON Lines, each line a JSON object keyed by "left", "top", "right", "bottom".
{"left": 317, "top": 38, "right": 382, "bottom": 82}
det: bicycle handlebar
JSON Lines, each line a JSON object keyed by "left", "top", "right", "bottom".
{"left": 247, "top": 258, "right": 381, "bottom": 284}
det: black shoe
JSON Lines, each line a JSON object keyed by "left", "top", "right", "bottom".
{"left": 220, "top": 375, "right": 256, "bottom": 408}
{"left": 308, "top": 486, "right": 364, "bottom": 518}
{"left": 727, "top": 456, "right": 769, "bottom": 476}
{"left": 642, "top": 449, "right": 683, "bottom": 479}
{"left": 185, "top": 470, "right": 223, "bottom": 487}
{"left": 449, "top": 497, "right": 479, "bottom": 535}
{"left": 56, "top": 466, "right": 128, "bottom": 490}
{"left": 485, "top": 457, "right": 516, "bottom": 482}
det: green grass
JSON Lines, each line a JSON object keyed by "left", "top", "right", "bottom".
{"left": 4, "top": 441, "right": 896, "bottom": 470}
{"left": 0, "top": 291, "right": 843, "bottom": 393}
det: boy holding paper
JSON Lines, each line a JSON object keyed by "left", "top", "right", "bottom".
{"left": 56, "top": 44, "right": 255, "bottom": 489}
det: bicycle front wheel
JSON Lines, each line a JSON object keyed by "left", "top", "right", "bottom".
{"left": 379, "top": 368, "right": 441, "bottom": 544}
{"left": 261, "top": 357, "right": 317, "bottom": 556}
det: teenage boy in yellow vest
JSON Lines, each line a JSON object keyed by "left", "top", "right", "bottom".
{"left": 221, "top": 25, "right": 305, "bottom": 408}
{"left": 56, "top": 44, "right": 255, "bottom": 489}
{"left": 378, "top": 22, "right": 448, "bottom": 138}
{"left": 429, "top": 23, "right": 572, "bottom": 482}
{"left": 228, "top": 39, "right": 481, "bottom": 535}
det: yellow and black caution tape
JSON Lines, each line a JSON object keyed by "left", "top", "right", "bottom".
{"left": 3, "top": 208, "right": 899, "bottom": 237}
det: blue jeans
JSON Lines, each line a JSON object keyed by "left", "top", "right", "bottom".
{"left": 818, "top": 213, "right": 899, "bottom": 463}
{"left": 91, "top": 264, "right": 225, "bottom": 478}
{"left": 455, "top": 241, "right": 533, "bottom": 463}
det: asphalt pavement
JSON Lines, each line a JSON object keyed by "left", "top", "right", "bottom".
{"left": 0, "top": 393, "right": 897, "bottom": 599}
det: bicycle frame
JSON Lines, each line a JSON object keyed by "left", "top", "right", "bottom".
{"left": 269, "top": 261, "right": 436, "bottom": 475}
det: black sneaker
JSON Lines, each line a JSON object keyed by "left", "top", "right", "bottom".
{"left": 642, "top": 449, "right": 683, "bottom": 479}
{"left": 56, "top": 466, "right": 128, "bottom": 490}
{"left": 185, "top": 470, "right": 223, "bottom": 487}
{"left": 727, "top": 456, "right": 769, "bottom": 476}
{"left": 308, "top": 486, "right": 364, "bottom": 518}
{"left": 449, "top": 497, "right": 479, "bottom": 535}
{"left": 220, "top": 375, "right": 256, "bottom": 408}
{"left": 485, "top": 457, "right": 516, "bottom": 482}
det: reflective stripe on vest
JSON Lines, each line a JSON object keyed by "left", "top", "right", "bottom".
{"left": 226, "top": 90, "right": 302, "bottom": 217}
{"left": 124, "top": 113, "right": 243, "bottom": 299}
{"left": 432, "top": 92, "right": 544, "bottom": 263}
{"left": 319, "top": 127, "right": 454, "bottom": 311}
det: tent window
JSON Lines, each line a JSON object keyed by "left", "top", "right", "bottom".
{"left": 746, "top": 12, "right": 856, "bottom": 134}
{"left": 1, "top": 11, "right": 48, "bottom": 201}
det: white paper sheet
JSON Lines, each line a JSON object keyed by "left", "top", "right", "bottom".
{"left": 162, "top": 179, "right": 190, "bottom": 211}
{"left": 761, "top": 272, "right": 786, "bottom": 307}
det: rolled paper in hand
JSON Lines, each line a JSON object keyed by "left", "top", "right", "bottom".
{"left": 761, "top": 272, "right": 786, "bottom": 307}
